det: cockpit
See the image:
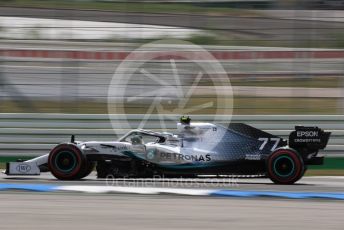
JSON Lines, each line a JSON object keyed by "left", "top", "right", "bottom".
{"left": 118, "top": 130, "right": 166, "bottom": 145}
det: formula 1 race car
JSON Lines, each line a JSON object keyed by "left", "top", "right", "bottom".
{"left": 5, "top": 117, "right": 331, "bottom": 184}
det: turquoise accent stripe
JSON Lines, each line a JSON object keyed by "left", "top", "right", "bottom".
{"left": 210, "top": 190, "right": 344, "bottom": 200}
{"left": 0, "top": 184, "right": 57, "bottom": 192}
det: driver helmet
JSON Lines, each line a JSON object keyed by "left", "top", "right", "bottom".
{"left": 131, "top": 135, "right": 143, "bottom": 145}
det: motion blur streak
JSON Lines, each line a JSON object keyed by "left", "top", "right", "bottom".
{"left": 1, "top": 193, "right": 343, "bottom": 230}
{"left": 0, "top": 1, "right": 344, "bottom": 229}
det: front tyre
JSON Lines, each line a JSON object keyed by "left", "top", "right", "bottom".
{"left": 48, "top": 144, "right": 86, "bottom": 180}
{"left": 267, "top": 148, "right": 305, "bottom": 185}
{"left": 79, "top": 161, "right": 95, "bottom": 179}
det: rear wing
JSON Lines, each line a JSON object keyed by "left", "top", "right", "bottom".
{"left": 289, "top": 126, "right": 331, "bottom": 152}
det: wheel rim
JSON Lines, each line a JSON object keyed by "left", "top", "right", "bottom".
{"left": 54, "top": 151, "right": 77, "bottom": 173}
{"left": 273, "top": 155, "right": 295, "bottom": 177}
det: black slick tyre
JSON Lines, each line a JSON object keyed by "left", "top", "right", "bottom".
{"left": 267, "top": 148, "right": 305, "bottom": 184}
{"left": 48, "top": 144, "right": 86, "bottom": 180}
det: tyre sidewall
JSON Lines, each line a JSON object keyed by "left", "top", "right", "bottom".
{"left": 267, "top": 148, "right": 304, "bottom": 184}
{"left": 78, "top": 161, "right": 95, "bottom": 179}
{"left": 48, "top": 144, "right": 86, "bottom": 180}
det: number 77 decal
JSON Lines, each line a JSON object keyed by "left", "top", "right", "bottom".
{"left": 258, "top": 138, "right": 281, "bottom": 151}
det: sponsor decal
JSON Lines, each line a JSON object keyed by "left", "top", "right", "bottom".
{"left": 245, "top": 154, "right": 261, "bottom": 160}
{"left": 297, "top": 131, "right": 319, "bottom": 137}
{"left": 100, "top": 144, "right": 128, "bottom": 151}
{"left": 16, "top": 164, "right": 31, "bottom": 173}
{"left": 159, "top": 152, "right": 211, "bottom": 162}
{"left": 294, "top": 138, "right": 321, "bottom": 143}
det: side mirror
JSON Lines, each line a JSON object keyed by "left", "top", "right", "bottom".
{"left": 71, "top": 135, "right": 75, "bottom": 143}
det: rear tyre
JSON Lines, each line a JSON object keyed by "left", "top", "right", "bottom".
{"left": 266, "top": 148, "right": 305, "bottom": 184}
{"left": 48, "top": 144, "right": 86, "bottom": 180}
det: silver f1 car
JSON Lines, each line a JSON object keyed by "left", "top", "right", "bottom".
{"left": 5, "top": 117, "right": 331, "bottom": 184}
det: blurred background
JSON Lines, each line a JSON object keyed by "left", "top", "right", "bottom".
{"left": 1, "top": 3, "right": 344, "bottom": 229}
{"left": 0, "top": 0, "right": 344, "bottom": 114}
{"left": 0, "top": 0, "right": 344, "bottom": 170}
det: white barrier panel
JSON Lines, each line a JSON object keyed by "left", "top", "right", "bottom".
{"left": 0, "top": 114, "right": 342, "bottom": 156}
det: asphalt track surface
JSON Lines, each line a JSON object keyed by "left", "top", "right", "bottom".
{"left": 1, "top": 192, "right": 344, "bottom": 230}
{"left": 0, "top": 173, "right": 344, "bottom": 230}
{"left": 3, "top": 172, "right": 344, "bottom": 193}
{"left": 1, "top": 174, "right": 344, "bottom": 230}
